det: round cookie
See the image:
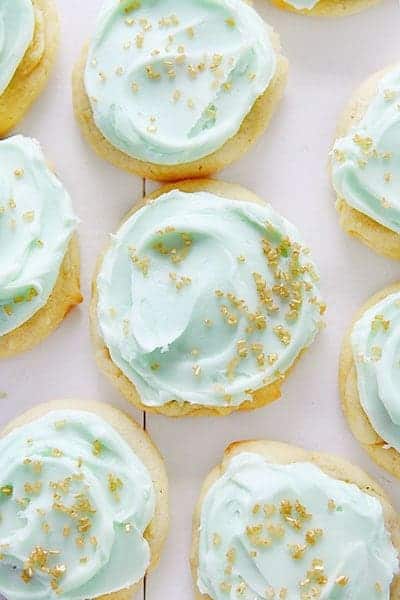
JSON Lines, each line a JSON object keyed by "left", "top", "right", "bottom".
{"left": 72, "top": 0, "right": 288, "bottom": 182}
{"left": 0, "top": 136, "right": 82, "bottom": 359}
{"left": 0, "top": 399, "right": 169, "bottom": 600}
{"left": 270, "top": 0, "right": 381, "bottom": 17}
{"left": 340, "top": 282, "right": 400, "bottom": 479}
{"left": 330, "top": 64, "right": 400, "bottom": 260}
{"left": 191, "top": 440, "right": 400, "bottom": 600}
{"left": 0, "top": 0, "right": 60, "bottom": 137}
{"left": 91, "top": 179, "right": 325, "bottom": 418}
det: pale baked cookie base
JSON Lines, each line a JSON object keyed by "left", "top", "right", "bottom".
{"left": 0, "top": 399, "right": 169, "bottom": 600}
{"left": 0, "top": 235, "right": 82, "bottom": 359}
{"left": 72, "top": 31, "right": 288, "bottom": 182}
{"left": 331, "top": 64, "right": 400, "bottom": 260}
{"left": 340, "top": 282, "right": 400, "bottom": 479}
{"left": 190, "top": 440, "right": 400, "bottom": 600}
{"left": 0, "top": 0, "right": 60, "bottom": 137}
{"left": 271, "top": 0, "right": 380, "bottom": 17}
{"left": 90, "top": 179, "right": 321, "bottom": 418}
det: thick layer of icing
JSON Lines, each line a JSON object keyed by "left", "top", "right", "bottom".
{"left": 0, "top": 136, "right": 78, "bottom": 337}
{"left": 84, "top": 0, "right": 277, "bottom": 165}
{"left": 351, "top": 291, "right": 400, "bottom": 453}
{"left": 97, "top": 190, "right": 324, "bottom": 409}
{"left": 0, "top": 410, "right": 155, "bottom": 600}
{"left": 332, "top": 67, "right": 400, "bottom": 234}
{"left": 0, "top": 0, "right": 35, "bottom": 95}
{"left": 198, "top": 452, "right": 398, "bottom": 599}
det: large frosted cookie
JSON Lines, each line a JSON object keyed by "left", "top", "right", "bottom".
{"left": 0, "top": 399, "right": 169, "bottom": 600}
{"left": 331, "top": 65, "right": 400, "bottom": 259}
{"left": 191, "top": 440, "right": 400, "bottom": 599}
{"left": 0, "top": 136, "right": 81, "bottom": 358}
{"left": 0, "top": 0, "right": 59, "bottom": 136}
{"left": 91, "top": 179, "right": 325, "bottom": 417}
{"left": 340, "top": 282, "right": 400, "bottom": 478}
{"left": 73, "top": 0, "right": 288, "bottom": 181}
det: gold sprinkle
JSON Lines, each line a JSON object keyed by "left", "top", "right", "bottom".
{"left": 328, "top": 499, "right": 336, "bottom": 511}
{"left": 115, "top": 66, "right": 124, "bottom": 76}
{"left": 225, "top": 17, "right": 236, "bottom": 27}
{"left": 21, "top": 567, "right": 33, "bottom": 583}
{"left": 336, "top": 575, "right": 349, "bottom": 587}
{"left": 14, "top": 168, "right": 24, "bottom": 178}
{"left": 192, "top": 364, "right": 202, "bottom": 377}
{"left": 92, "top": 440, "right": 103, "bottom": 456}
{"left": 0, "top": 485, "right": 13, "bottom": 497}
{"left": 136, "top": 33, "right": 144, "bottom": 48}
{"left": 288, "top": 543, "right": 307, "bottom": 560}
{"left": 63, "top": 526, "right": 71, "bottom": 537}
{"left": 375, "top": 582, "right": 382, "bottom": 593}
{"left": 51, "top": 448, "right": 63, "bottom": 458}
{"left": 213, "top": 533, "right": 221, "bottom": 546}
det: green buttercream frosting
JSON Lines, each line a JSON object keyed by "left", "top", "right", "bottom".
{"left": 0, "top": 135, "right": 78, "bottom": 337}
{"left": 198, "top": 452, "right": 398, "bottom": 599}
{"left": 0, "top": 0, "right": 35, "bottom": 95}
{"left": 84, "top": 0, "right": 277, "bottom": 165}
{"left": 0, "top": 410, "right": 155, "bottom": 600}
{"left": 332, "top": 67, "right": 400, "bottom": 233}
{"left": 97, "top": 190, "right": 324, "bottom": 409}
{"left": 351, "top": 291, "right": 400, "bottom": 452}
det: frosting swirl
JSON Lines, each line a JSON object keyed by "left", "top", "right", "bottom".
{"left": 96, "top": 189, "right": 324, "bottom": 409}
{"left": 332, "top": 67, "right": 400, "bottom": 234}
{"left": 84, "top": 0, "right": 277, "bottom": 165}
{"left": 0, "top": 410, "right": 155, "bottom": 600}
{"left": 351, "top": 291, "right": 400, "bottom": 452}
{"left": 198, "top": 452, "right": 398, "bottom": 600}
{"left": 0, "top": 136, "right": 78, "bottom": 337}
{"left": 0, "top": 0, "right": 35, "bottom": 95}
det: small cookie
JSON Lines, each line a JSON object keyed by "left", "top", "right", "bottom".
{"left": 331, "top": 64, "right": 400, "bottom": 260}
{"left": 90, "top": 179, "right": 325, "bottom": 418}
{"left": 340, "top": 282, "right": 400, "bottom": 479}
{"left": 0, "top": 135, "right": 82, "bottom": 358}
{"left": 270, "top": 0, "right": 380, "bottom": 17}
{"left": 72, "top": 0, "right": 288, "bottom": 182}
{"left": 0, "top": 399, "right": 169, "bottom": 600}
{"left": 0, "top": 0, "right": 60, "bottom": 136}
{"left": 191, "top": 440, "right": 400, "bottom": 599}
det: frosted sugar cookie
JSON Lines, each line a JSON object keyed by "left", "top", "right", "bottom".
{"left": 192, "top": 440, "right": 400, "bottom": 599}
{"left": 73, "top": 0, "right": 288, "bottom": 181}
{"left": 331, "top": 65, "right": 400, "bottom": 259}
{"left": 91, "top": 179, "right": 325, "bottom": 417}
{"left": 0, "top": 136, "right": 81, "bottom": 358}
{"left": 0, "top": 0, "right": 59, "bottom": 136}
{"left": 0, "top": 399, "right": 168, "bottom": 600}
{"left": 340, "top": 282, "right": 400, "bottom": 478}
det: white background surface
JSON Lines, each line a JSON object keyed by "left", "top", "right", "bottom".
{"left": 1, "top": 0, "right": 400, "bottom": 598}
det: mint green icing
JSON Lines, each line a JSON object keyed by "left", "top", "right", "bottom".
{"left": 97, "top": 190, "right": 324, "bottom": 409}
{"left": 198, "top": 452, "right": 398, "bottom": 599}
{"left": 0, "top": 0, "right": 35, "bottom": 95}
{"left": 351, "top": 291, "right": 400, "bottom": 452}
{"left": 0, "top": 135, "right": 78, "bottom": 337}
{"left": 0, "top": 409, "right": 155, "bottom": 600}
{"left": 332, "top": 67, "right": 400, "bottom": 234}
{"left": 84, "top": 0, "right": 277, "bottom": 166}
